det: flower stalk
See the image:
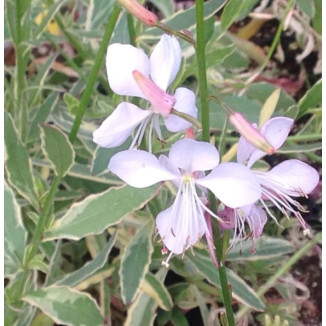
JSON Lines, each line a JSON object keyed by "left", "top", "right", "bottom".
{"left": 195, "top": 1, "right": 235, "bottom": 325}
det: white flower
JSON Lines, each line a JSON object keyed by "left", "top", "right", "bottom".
{"left": 238, "top": 117, "right": 319, "bottom": 233}
{"left": 108, "top": 139, "right": 262, "bottom": 265}
{"left": 93, "top": 34, "right": 198, "bottom": 152}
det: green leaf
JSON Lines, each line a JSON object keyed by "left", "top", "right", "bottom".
{"left": 142, "top": 272, "right": 173, "bottom": 311}
{"left": 4, "top": 112, "right": 38, "bottom": 208}
{"left": 221, "top": 0, "right": 245, "bottom": 31}
{"left": 121, "top": 219, "right": 154, "bottom": 303}
{"left": 125, "top": 291, "right": 157, "bottom": 326}
{"left": 91, "top": 139, "right": 132, "bottom": 175}
{"left": 63, "top": 93, "right": 80, "bottom": 115}
{"left": 185, "top": 249, "right": 265, "bottom": 311}
{"left": 170, "top": 307, "right": 189, "bottom": 326}
{"left": 298, "top": 79, "right": 322, "bottom": 118}
{"left": 192, "top": 285, "right": 209, "bottom": 326}
{"left": 312, "top": 0, "right": 321, "bottom": 33}
{"left": 208, "top": 94, "right": 261, "bottom": 129}
{"left": 56, "top": 233, "right": 117, "bottom": 287}
{"left": 45, "top": 185, "right": 158, "bottom": 240}
{"left": 227, "top": 236, "right": 294, "bottom": 261}
{"left": 297, "top": 0, "right": 315, "bottom": 18}
{"left": 245, "top": 83, "right": 295, "bottom": 112}
{"left": 23, "top": 286, "right": 103, "bottom": 326}
{"left": 148, "top": 0, "right": 174, "bottom": 17}
{"left": 28, "top": 93, "right": 58, "bottom": 142}
{"left": 142, "top": 0, "right": 227, "bottom": 39}
{"left": 278, "top": 141, "right": 322, "bottom": 153}
{"left": 40, "top": 125, "right": 75, "bottom": 177}
{"left": 33, "top": 158, "right": 123, "bottom": 185}
{"left": 4, "top": 182, "right": 27, "bottom": 276}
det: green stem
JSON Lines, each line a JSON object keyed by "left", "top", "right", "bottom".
{"left": 195, "top": 1, "right": 235, "bottom": 325}
{"left": 69, "top": 5, "right": 121, "bottom": 142}
{"left": 156, "top": 21, "right": 196, "bottom": 46}
{"left": 15, "top": 0, "right": 27, "bottom": 140}
{"left": 236, "top": 237, "right": 320, "bottom": 320}
{"left": 127, "top": 13, "right": 136, "bottom": 46}
{"left": 171, "top": 108, "right": 202, "bottom": 129}
{"left": 28, "top": 176, "right": 60, "bottom": 259}
{"left": 195, "top": 0, "right": 209, "bottom": 142}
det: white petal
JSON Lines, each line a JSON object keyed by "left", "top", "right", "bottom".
{"left": 108, "top": 150, "right": 177, "bottom": 188}
{"left": 237, "top": 133, "right": 256, "bottom": 164}
{"left": 150, "top": 34, "right": 182, "bottom": 90}
{"left": 242, "top": 204, "right": 267, "bottom": 238}
{"left": 266, "top": 159, "right": 319, "bottom": 196}
{"left": 164, "top": 87, "right": 198, "bottom": 132}
{"left": 93, "top": 102, "right": 151, "bottom": 148}
{"left": 260, "top": 117, "right": 294, "bottom": 149}
{"left": 106, "top": 43, "right": 150, "bottom": 98}
{"left": 169, "top": 139, "right": 220, "bottom": 173}
{"left": 156, "top": 197, "right": 205, "bottom": 254}
{"left": 247, "top": 117, "right": 293, "bottom": 167}
{"left": 197, "top": 162, "right": 262, "bottom": 208}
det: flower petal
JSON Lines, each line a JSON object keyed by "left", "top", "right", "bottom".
{"left": 150, "top": 34, "right": 182, "bottom": 90}
{"left": 237, "top": 131, "right": 256, "bottom": 164}
{"left": 265, "top": 159, "right": 319, "bottom": 196}
{"left": 168, "top": 139, "right": 220, "bottom": 173}
{"left": 93, "top": 102, "right": 151, "bottom": 148}
{"left": 247, "top": 117, "right": 293, "bottom": 167}
{"left": 108, "top": 150, "right": 177, "bottom": 188}
{"left": 164, "top": 87, "right": 198, "bottom": 132}
{"left": 197, "top": 162, "right": 261, "bottom": 208}
{"left": 106, "top": 43, "right": 150, "bottom": 98}
{"left": 242, "top": 204, "right": 267, "bottom": 238}
{"left": 261, "top": 117, "right": 294, "bottom": 149}
{"left": 156, "top": 197, "right": 206, "bottom": 255}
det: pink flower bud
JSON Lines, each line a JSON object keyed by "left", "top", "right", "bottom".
{"left": 230, "top": 112, "right": 275, "bottom": 154}
{"left": 118, "top": 0, "right": 158, "bottom": 27}
{"left": 132, "top": 70, "right": 176, "bottom": 118}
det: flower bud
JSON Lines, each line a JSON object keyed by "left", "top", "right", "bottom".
{"left": 117, "top": 0, "right": 158, "bottom": 26}
{"left": 230, "top": 112, "right": 275, "bottom": 154}
{"left": 132, "top": 70, "right": 176, "bottom": 117}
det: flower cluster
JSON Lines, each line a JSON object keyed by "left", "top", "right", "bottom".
{"left": 93, "top": 35, "right": 319, "bottom": 266}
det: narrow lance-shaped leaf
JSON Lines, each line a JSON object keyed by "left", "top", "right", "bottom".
{"left": 141, "top": 271, "right": 173, "bottom": 311}
{"left": 23, "top": 286, "right": 103, "bottom": 326}
{"left": 40, "top": 125, "right": 75, "bottom": 177}
{"left": 227, "top": 236, "right": 294, "bottom": 261}
{"left": 120, "top": 218, "right": 155, "bottom": 304}
{"left": 298, "top": 79, "right": 321, "bottom": 118}
{"left": 185, "top": 249, "right": 265, "bottom": 311}
{"left": 45, "top": 185, "right": 159, "bottom": 240}
{"left": 221, "top": 0, "right": 245, "bottom": 31}
{"left": 55, "top": 232, "right": 117, "bottom": 287}
{"left": 4, "top": 111, "right": 38, "bottom": 208}
{"left": 4, "top": 182, "right": 27, "bottom": 277}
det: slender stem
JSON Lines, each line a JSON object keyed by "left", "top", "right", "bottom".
{"left": 195, "top": 1, "right": 235, "bottom": 325}
{"left": 28, "top": 176, "right": 60, "bottom": 260}
{"left": 156, "top": 21, "right": 196, "bottom": 46}
{"left": 171, "top": 108, "right": 202, "bottom": 129}
{"left": 69, "top": 5, "right": 121, "bottom": 142}
{"left": 127, "top": 13, "right": 136, "bottom": 46}
{"left": 195, "top": 0, "right": 209, "bottom": 142}
{"left": 235, "top": 238, "right": 320, "bottom": 320}
{"left": 15, "top": 0, "right": 27, "bottom": 140}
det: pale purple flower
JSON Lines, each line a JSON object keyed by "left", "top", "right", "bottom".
{"left": 93, "top": 34, "right": 197, "bottom": 152}
{"left": 237, "top": 117, "right": 319, "bottom": 234}
{"left": 108, "top": 139, "right": 262, "bottom": 265}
